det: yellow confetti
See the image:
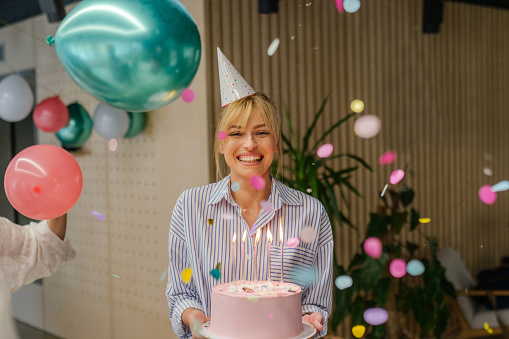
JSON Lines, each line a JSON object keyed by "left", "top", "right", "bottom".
{"left": 247, "top": 295, "right": 259, "bottom": 302}
{"left": 419, "top": 218, "right": 431, "bottom": 223}
{"left": 484, "top": 322, "right": 493, "bottom": 333}
{"left": 208, "top": 219, "right": 214, "bottom": 226}
{"left": 352, "top": 325, "right": 366, "bottom": 338}
{"left": 350, "top": 99, "right": 365, "bottom": 113}
{"left": 181, "top": 268, "right": 192, "bottom": 284}
{"left": 215, "top": 262, "right": 221, "bottom": 270}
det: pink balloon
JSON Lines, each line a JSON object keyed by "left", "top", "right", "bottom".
{"left": 389, "top": 259, "right": 407, "bottom": 278}
{"left": 378, "top": 151, "right": 397, "bottom": 165}
{"left": 478, "top": 185, "right": 497, "bottom": 205}
{"left": 33, "top": 96, "right": 69, "bottom": 132}
{"left": 4, "top": 145, "right": 83, "bottom": 220}
{"left": 363, "top": 237, "right": 382, "bottom": 259}
{"left": 390, "top": 169, "right": 405, "bottom": 185}
{"left": 250, "top": 175, "right": 266, "bottom": 190}
{"left": 181, "top": 88, "right": 195, "bottom": 103}
{"left": 317, "top": 143, "right": 334, "bottom": 158}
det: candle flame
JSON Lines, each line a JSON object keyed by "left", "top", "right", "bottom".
{"left": 267, "top": 228, "right": 272, "bottom": 243}
{"left": 242, "top": 229, "right": 247, "bottom": 242}
{"left": 233, "top": 232, "right": 236, "bottom": 244}
{"left": 279, "top": 216, "right": 283, "bottom": 244}
{"left": 255, "top": 228, "right": 261, "bottom": 244}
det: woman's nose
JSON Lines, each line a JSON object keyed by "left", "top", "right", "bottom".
{"left": 243, "top": 135, "right": 257, "bottom": 149}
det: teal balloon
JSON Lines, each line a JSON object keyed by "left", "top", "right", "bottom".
{"left": 54, "top": 0, "right": 201, "bottom": 112}
{"left": 124, "top": 112, "right": 147, "bottom": 138}
{"left": 56, "top": 103, "right": 92, "bottom": 148}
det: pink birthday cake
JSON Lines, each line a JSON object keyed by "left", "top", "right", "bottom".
{"left": 208, "top": 281, "right": 304, "bottom": 339}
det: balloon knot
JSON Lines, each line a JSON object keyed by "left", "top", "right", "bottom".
{"left": 46, "top": 36, "right": 55, "bottom": 46}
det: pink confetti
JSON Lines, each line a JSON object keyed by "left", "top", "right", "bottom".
{"left": 108, "top": 138, "right": 118, "bottom": 151}
{"left": 300, "top": 227, "right": 316, "bottom": 243}
{"left": 287, "top": 238, "right": 300, "bottom": 247}
{"left": 378, "top": 151, "right": 397, "bottom": 165}
{"left": 389, "top": 259, "right": 407, "bottom": 278}
{"left": 217, "top": 131, "right": 227, "bottom": 140}
{"left": 316, "top": 143, "right": 334, "bottom": 158}
{"left": 260, "top": 200, "right": 274, "bottom": 213}
{"left": 181, "top": 88, "right": 195, "bottom": 103}
{"left": 221, "top": 212, "right": 233, "bottom": 220}
{"left": 91, "top": 210, "right": 106, "bottom": 220}
{"left": 389, "top": 169, "right": 405, "bottom": 185}
{"left": 335, "top": 0, "right": 344, "bottom": 13}
{"left": 479, "top": 185, "right": 497, "bottom": 205}
{"left": 268, "top": 314, "right": 273, "bottom": 319}
{"left": 250, "top": 175, "right": 266, "bottom": 190}
{"left": 363, "top": 237, "right": 382, "bottom": 259}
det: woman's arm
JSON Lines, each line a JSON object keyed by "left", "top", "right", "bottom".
{"left": 47, "top": 214, "right": 67, "bottom": 240}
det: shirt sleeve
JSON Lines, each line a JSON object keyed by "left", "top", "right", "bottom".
{"left": 166, "top": 194, "right": 205, "bottom": 339}
{"left": 0, "top": 217, "right": 76, "bottom": 293}
{"left": 301, "top": 206, "right": 333, "bottom": 338}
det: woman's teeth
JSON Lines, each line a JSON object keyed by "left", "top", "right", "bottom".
{"left": 238, "top": 155, "right": 262, "bottom": 163}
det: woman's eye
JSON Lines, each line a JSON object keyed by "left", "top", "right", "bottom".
{"left": 229, "top": 132, "right": 242, "bottom": 136}
{"left": 257, "top": 131, "right": 270, "bottom": 135}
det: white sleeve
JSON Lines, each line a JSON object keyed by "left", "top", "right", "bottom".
{"left": 0, "top": 217, "right": 76, "bottom": 293}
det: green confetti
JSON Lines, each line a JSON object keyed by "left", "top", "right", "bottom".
{"left": 210, "top": 268, "right": 221, "bottom": 280}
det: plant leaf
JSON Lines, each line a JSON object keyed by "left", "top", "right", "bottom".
{"left": 324, "top": 153, "right": 372, "bottom": 171}
{"left": 410, "top": 208, "right": 420, "bottom": 231}
{"left": 405, "top": 241, "right": 419, "bottom": 256}
{"left": 373, "top": 277, "right": 391, "bottom": 306}
{"left": 303, "top": 97, "right": 328, "bottom": 153}
{"left": 312, "top": 113, "right": 357, "bottom": 151}
{"left": 359, "top": 253, "right": 388, "bottom": 291}
{"left": 366, "top": 213, "right": 388, "bottom": 238}
{"left": 391, "top": 211, "right": 408, "bottom": 234}
{"left": 400, "top": 188, "right": 415, "bottom": 207}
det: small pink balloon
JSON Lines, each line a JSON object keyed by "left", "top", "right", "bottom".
{"left": 378, "top": 151, "right": 397, "bottom": 165}
{"left": 390, "top": 169, "right": 405, "bottom": 185}
{"left": 363, "top": 237, "right": 382, "bottom": 259}
{"left": 390, "top": 259, "right": 407, "bottom": 278}
{"left": 478, "top": 185, "right": 497, "bottom": 205}
{"left": 217, "top": 131, "right": 227, "bottom": 140}
{"left": 287, "top": 238, "right": 300, "bottom": 247}
{"left": 181, "top": 88, "right": 195, "bottom": 103}
{"left": 250, "top": 175, "right": 266, "bottom": 190}
{"left": 335, "top": 0, "right": 344, "bottom": 13}
{"left": 317, "top": 143, "right": 334, "bottom": 158}
{"left": 300, "top": 227, "right": 316, "bottom": 243}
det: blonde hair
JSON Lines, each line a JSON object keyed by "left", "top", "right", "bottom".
{"left": 214, "top": 93, "right": 282, "bottom": 180}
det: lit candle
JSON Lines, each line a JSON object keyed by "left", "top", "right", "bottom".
{"left": 241, "top": 230, "right": 247, "bottom": 282}
{"left": 254, "top": 229, "right": 261, "bottom": 281}
{"left": 267, "top": 228, "right": 272, "bottom": 282}
{"left": 232, "top": 233, "right": 236, "bottom": 282}
{"left": 279, "top": 216, "right": 283, "bottom": 283}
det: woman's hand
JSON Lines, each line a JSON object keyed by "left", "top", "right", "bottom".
{"left": 184, "top": 309, "right": 210, "bottom": 339}
{"left": 302, "top": 312, "right": 323, "bottom": 338}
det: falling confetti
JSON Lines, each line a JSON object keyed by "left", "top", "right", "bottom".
{"left": 231, "top": 181, "right": 240, "bottom": 192}
{"left": 479, "top": 185, "right": 497, "bottom": 205}
{"left": 389, "top": 259, "right": 407, "bottom": 278}
{"left": 250, "top": 175, "right": 266, "bottom": 190}
{"left": 350, "top": 99, "right": 364, "bottom": 113}
{"left": 352, "top": 325, "right": 365, "bottom": 338}
{"left": 268, "top": 314, "right": 273, "bottom": 319}
{"left": 390, "top": 169, "right": 405, "bottom": 185}
{"left": 300, "top": 227, "right": 316, "bottom": 243}
{"left": 491, "top": 180, "right": 509, "bottom": 192}
{"left": 306, "top": 188, "right": 312, "bottom": 193}
{"left": 418, "top": 218, "right": 431, "bottom": 223}
{"left": 181, "top": 268, "right": 192, "bottom": 283}
{"left": 335, "top": 275, "right": 353, "bottom": 290}
{"left": 484, "top": 322, "right": 494, "bottom": 334}
{"left": 217, "top": 131, "right": 227, "bottom": 140}
{"left": 287, "top": 238, "right": 300, "bottom": 247}
{"left": 181, "top": 88, "right": 195, "bottom": 103}
{"left": 210, "top": 268, "right": 221, "bottom": 280}
{"left": 483, "top": 167, "right": 493, "bottom": 176}
{"left": 208, "top": 219, "right": 214, "bottom": 226}
{"left": 353, "top": 114, "right": 382, "bottom": 139}
{"left": 363, "top": 237, "right": 382, "bottom": 259}
{"left": 363, "top": 307, "right": 389, "bottom": 326}
{"left": 108, "top": 138, "right": 118, "bottom": 151}
{"left": 260, "top": 200, "right": 274, "bottom": 213}
{"left": 250, "top": 223, "right": 258, "bottom": 236}
{"left": 215, "top": 262, "right": 221, "bottom": 270}
{"left": 247, "top": 295, "right": 259, "bottom": 302}
{"left": 335, "top": 0, "right": 344, "bottom": 13}
{"left": 160, "top": 270, "right": 168, "bottom": 281}
{"left": 112, "top": 274, "right": 120, "bottom": 278}
{"left": 222, "top": 212, "right": 233, "bottom": 220}
{"left": 343, "top": 0, "right": 361, "bottom": 13}
{"left": 407, "top": 259, "right": 425, "bottom": 276}
{"left": 91, "top": 210, "right": 106, "bottom": 220}
{"left": 267, "top": 38, "right": 280, "bottom": 56}
{"left": 381, "top": 184, "right": 388, "bottom": 197}
{"left": 316, "top": 143, "right": 334, "bottom": 158}
{"left": 378, "top": 151, "right": 397, "bottom": 165}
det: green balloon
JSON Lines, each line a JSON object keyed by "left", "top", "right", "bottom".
{"left": 124, "top": 112, "right": 147, "bottom": 138}
{"left": 56, "top": 103, "right": 92, "bottom": 148}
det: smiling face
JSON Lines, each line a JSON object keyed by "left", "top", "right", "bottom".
{"left": 220, "top": 110, "right": 277, "bottom": 180}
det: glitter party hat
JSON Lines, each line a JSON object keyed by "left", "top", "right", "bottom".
{"left": 217, "top": 47, "right": 255, "bottom": 107}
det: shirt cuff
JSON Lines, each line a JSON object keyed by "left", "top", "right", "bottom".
{"left": 302, "top": 305, "right": 329, "bottom": 338}
{"left": 32, "top": 220, "right": 77, "bottom": 261}
{"left": 172, "top": 298, "right": 205, "bottom": 338}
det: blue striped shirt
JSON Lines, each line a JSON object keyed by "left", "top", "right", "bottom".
{"left": 166, "top": 175, "right": 333, "bottom": 338}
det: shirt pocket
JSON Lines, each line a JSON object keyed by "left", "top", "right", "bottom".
{"left": 271, "top": 245, "right": 316, "bottom": 289}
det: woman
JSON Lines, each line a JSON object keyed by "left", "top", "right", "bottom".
{"left": 166, "top": 92, "right": 333, "bottom": 339}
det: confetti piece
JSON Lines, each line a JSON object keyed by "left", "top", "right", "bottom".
{"left": 181, "top": 268, "right": 192, "bottom": 283}
{"left": 350, "top": 99, "right": 364, "bottom": 113}
{"left": 250, "top": 175, "right": 266, "bottom": 190}
{"left": 181, "top": 88, "right": 195, "bottom": 103}
{"left": 407, "top": 259, "right": 425, "bottom": 276}
{"left": 306, "top": 188, "right": 312, "bottom": 193}
{"left": 353, "top": 114, "right": 381, "bottom": 139}
{"left": 335, "top": 275, "right": 353, "bottom": 290}
{"left": 335, "top": 0, "right": 344, "bottom": 13}
{"left": 160, "top": 270, "right": 168, "bottom": 281}
{"left": 247, "top": 295, "right": 259, "bottom": 302}
{"left": 91, "top": 210, "right": 106, "bottom": 220}
{"left": 390, "top": 169, "right": 405, "bottom": 185}
{"left": 316, "top": 143, "right": 334, "bottom": 158}
{"left": 112, "top": 274, "right": 120, "bottom": 278}
{"left": 287, "top": 237, "right": 300, "bottom": 247}
{"left": 381, "top": 184, "right": 388, "bottom": 197}
{"left": 260, "top": 200, "right": 274, "bottom": 213}
{"left": 222, "top": 212, "right": 233, "bottom": 220}
{"left": 418, "top": 218, "right": 431, "bottom": 223}
{"left": 231, "top": 181, "right": 240, "bottom": 192}
{"left": 108, "top": 138, "right": 118, "bottom": 151}
{"left": 267, "top": 38, "right": 280, "bottom": 56}
{"left": 268, "top": 314, "right": 273, "bottom": 319}
{"left": 378, "top": 151, "right": 397, "bottom": 165}
{"left": 208, "top": 219, "right": 214, "bottom": 226}
{"left": 343, "top": 0, "right": 361, "bottom": 13}
{"left": 363, "top": 237, "right": 382, "bottom": 259}
{"left": 389, "top": 259, "right": 407, "bottom": 278}
{"left": 483, "top": 167, "right": 493, "bottom": 176}
{"left": 352, "top": 325, "right": 365, "bottom": 338}
{"left": 250, "top": 223, "right": 258, "bottom": 236}
{"left": 363, "top": 307, "right": 389, "bottom": 326}
{"left": 215, "top": 262, "right": 221, "bottom": 270}
{"left": 484, "top": 322, "right": 493, "bottom": 334}
{"left": 217, "top": 131, "right": 227, "bottom": 140}
{"left": 210, "top": 268, "right": 221, "bottom": 280}
{"left": 491, "top": 180, "right": 509, "bottom": 192}
{"left": 479, "top": 185, "right": 497, "bottom": 205}
{"left": 300, "top": 227, "right": 316, "bottom": 243}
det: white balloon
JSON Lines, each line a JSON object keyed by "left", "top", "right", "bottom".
{"left": 93, "top": 103, "right": 129, "bottom": 139}
{"left": 0, "top": 74, "right": 34, "bottom": 122}
{"left": 354, "top": 114, "right": 382, "bottom": 139}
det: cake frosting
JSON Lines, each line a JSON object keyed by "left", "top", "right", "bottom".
{"left": 209, "top": 280, "right": 304, "bottom": 339}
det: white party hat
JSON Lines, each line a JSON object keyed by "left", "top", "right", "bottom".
{"left": 217, "top": 47, "right": 255, "bottom": 107}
